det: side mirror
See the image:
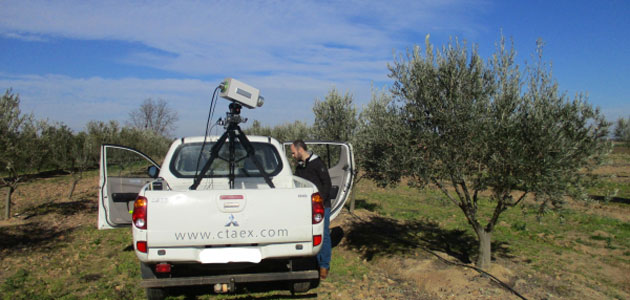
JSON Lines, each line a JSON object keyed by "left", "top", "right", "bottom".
{"left": 147, "top": 166, "right": 159, "bottom": 178}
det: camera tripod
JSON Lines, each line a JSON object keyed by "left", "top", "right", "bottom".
{"left": 189, "top": 103, "right": 275, "bottom": 190}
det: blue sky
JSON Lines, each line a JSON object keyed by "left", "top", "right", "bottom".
{"left": 1, "top": 0, "right": 628, "bottom": 137}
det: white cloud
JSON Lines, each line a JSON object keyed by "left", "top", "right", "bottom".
{"left": 1, "top": 32, "right": 47, "bottom": 42}
{"left": 0, "top": 73, "right": 377, "bottom": 137}
{"left": 0, "top": 74, "right": 211, "bottom": 136}
{"left": 0, "top": 0, "right": 490, "bottom": 136}
{"left": 0, "top": 0, "right": 487, "bottom": 77}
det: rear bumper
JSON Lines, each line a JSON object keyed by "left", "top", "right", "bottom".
{"left": 137, "top": 242, "right": 320, "bottom": 263}
{"left": 141, "top": 270, "right": 318, "bottom": 288}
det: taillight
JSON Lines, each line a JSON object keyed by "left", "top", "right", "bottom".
{"left": 312, "top": 193, "right": 324, "bottom": 224}
{"left": 155, "top": 263, "right": 171, "bottom": 273}
{"left": 136, "top": 241, "right": 147, "bottom": 253}
{"left": 132, "top": 196, "right": 147, "bottom": 229}
{"left": 313, "top": 235, "right": 322, "bottom": 246}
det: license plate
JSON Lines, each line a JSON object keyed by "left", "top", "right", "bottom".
{"left": 199, "top": 247, "right": 262, "bottom": 263}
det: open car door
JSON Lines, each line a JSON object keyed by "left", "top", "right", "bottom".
{"left": 98, "top": 144, "right": 160, "bottom": 229}
{"left": 284, "top": 141, "right": 355, "bottom": 221}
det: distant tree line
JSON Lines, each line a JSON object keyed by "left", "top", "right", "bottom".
{"left": 0, "top": 91, "right": 174, "bottom": 219}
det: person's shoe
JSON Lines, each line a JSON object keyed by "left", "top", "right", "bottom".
{"left": 319, "top": 267, "right": 329, "bottom": 279}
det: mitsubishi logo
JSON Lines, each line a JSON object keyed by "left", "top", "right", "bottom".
{"left": 225, "top": 214, "right": 239, "bottom": 227}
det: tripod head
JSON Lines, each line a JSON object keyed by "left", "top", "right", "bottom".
{"left": 219, "top": 102, "right": 247, "bottom": 127}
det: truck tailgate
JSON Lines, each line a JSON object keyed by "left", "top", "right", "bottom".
{"left": 144, "top": 188, "right": 315, "bottom": 248}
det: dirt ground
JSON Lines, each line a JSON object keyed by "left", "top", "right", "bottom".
{"left": 326, "top": 210, "right": 525, "bottom": 300}
{"left": 326, "top": 208, "right": 628, "bottom": 300}
{"left": 2, "top": 173, "right": 629, "bottom": 299}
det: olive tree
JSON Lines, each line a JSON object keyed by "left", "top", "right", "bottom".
{"left": 271, "top": 120, "right": 312, "bottom": 143}
{"left": 614, "top": 117, "right": 630, "bottom": 145}
{"left": 245, "top": 120, "right": 273, "bottom": 137}
{"left": 364, "top": 35, "right": 610, "bottom": 269}
{"left": 39, "top": 122, "right": 85, "bottom": 198}
{"left": 0, "top": 90, "right": 41, "bottom": 219}
{"left": 66, "top": 131, "right": 93, "bottom": 198}
{"left": 355, "top": 88, "right": 411, "bottom": 185}
{"left": 312, "top": 88, "right": 358, "bottom": 142}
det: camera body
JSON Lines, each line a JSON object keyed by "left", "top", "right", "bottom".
{"left": 220, "top": 78, "right": 264, "bottom": 109}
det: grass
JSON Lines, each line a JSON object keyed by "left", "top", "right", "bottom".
{"left": 346, "top": 147, "right": 630, "bottom": 298}
{"left": 1, "top": 226, "right": 143, "bottom": 300}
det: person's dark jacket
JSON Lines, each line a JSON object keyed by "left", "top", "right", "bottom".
{"left": 295, "top": 153, "right": 332, "bottom": 208}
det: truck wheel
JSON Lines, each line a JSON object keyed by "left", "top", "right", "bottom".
{"left": 145, "top": 288, "right": 167, "bottom": 300}
{"left": 290, "top": 278, "right": 319, "bottom": 294}
{"left": 140, "top": 262, "right": 168, "bottom": 300}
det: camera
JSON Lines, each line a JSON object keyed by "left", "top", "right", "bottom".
{"left": 220, "top": 78, "right": 264, "bottom": 109}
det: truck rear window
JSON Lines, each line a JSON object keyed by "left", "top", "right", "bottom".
{"left": 169, "top": 142, "right": 283, "bottom": 178}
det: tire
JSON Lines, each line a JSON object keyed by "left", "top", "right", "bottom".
{"left": 291, "top": 280, "right": 311, "bottom": 294}
{"left": 289, "top": 257, "right": 319, "bottom": 294}
{"left": 145, "top": 287, "right": 167, "bottom": 300}
{"left": 140, "top": 262, "right": 168, "bottom": 300}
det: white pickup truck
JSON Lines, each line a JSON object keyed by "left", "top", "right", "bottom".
{"left": 97, "top": 136, "right": 354, "bottom": 299}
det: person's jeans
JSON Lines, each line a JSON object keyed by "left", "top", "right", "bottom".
{"left": 317, "top": 207, "right": 331, "bottom": 270}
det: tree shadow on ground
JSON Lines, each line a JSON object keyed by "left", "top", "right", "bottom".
{"left": 0, "top": 192, "right": 96, "bottom": 253}
{"left": 331, "top": 226, "right": 344, "bottom": 248}
{"left": 0, "top": 222, "right": 76, "bottom": 253}
{"left": 22, "top": 199, "right": 96, "bottom": 219}
{"left": 344, "top": 215, "right": 510, "bottom": 264}
{"left": 352, "top": 198, "right": 380, "bottom": 212}
{"left": 20, "top": 191, "right": 97, "bottom": 219}
{"left": 589, "top": 195, "right": 630, "bottom": 204}
{"left": 0, "top": 169, "right": 75, "bottom": 187}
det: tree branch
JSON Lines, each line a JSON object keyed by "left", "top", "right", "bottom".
{"left": 450, "top": 174, "right": 466, "bottom": 204}
{"left": 511, "top": 191, "right": 528, "bottom": 207}
{"left": 432, "top": 178, "right": 460, "bottom": 207}
{"left": 434, "top": 177, "right": 481, "bottom": 231}
{"left": 486, "top": 197, "right": 506, "bottom": 232}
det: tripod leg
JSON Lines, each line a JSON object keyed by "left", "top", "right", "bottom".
{"left": 235, "top": 126, "right": 275, "bottom": 188}
{"left": 228, "top": 127, "right": 236, "bottom": 189}
{"left": 189, "top": 130, "right": 230, "bottom": 190}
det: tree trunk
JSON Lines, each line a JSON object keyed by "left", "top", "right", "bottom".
{"left": 68, "top": 171, "right": 83, "bottom": 199}
{"left": 5, "top": 186, "right": 14, "bottom": 220}
{"left": 476, "top": 228, "right": 492, "bottom": 269}
{"left": 68, "top": 179, "right": 79, "bottom": 199}
{"left": 349, "top": 189, "right": 356, "bottom": 213}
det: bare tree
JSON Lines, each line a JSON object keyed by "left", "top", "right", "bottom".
{"left": 128, "top": 98, "right": 179, "bottom": 137}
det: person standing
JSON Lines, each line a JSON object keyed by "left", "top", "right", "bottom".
{"left": 290, "top": 140, "right": 332, "bottom": 279}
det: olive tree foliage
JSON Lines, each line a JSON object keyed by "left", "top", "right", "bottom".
{"left": 312, "top": 88, "right": 358, "bottom": 142}
{"left": 38, "top": 122, "right": 89, "bottom": 198}
{"left": 246, "top": 120, "right": 273, "bottom": 137}
{"left": 354, "top": 88, "right": 412, "bottom": 185}
{"left": 614, "top": 117, "right": 630, "bottom": 145}
{"left": 245, "top": 120, "right": 312, "bottom": 143}
{"left": 87, "top": 120, "right": 171, "bottom": 162}
{"left": 128, "top": 98, "right": 179, "bottom": 137}
{"left": 0, "top": 89, "right": 41, "bottom": 219}
{"left": 363, "top": 35, "right": 610, "bottom": 269}
{"left": 38, "top": 122, "right": 74, "bottom": 172}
